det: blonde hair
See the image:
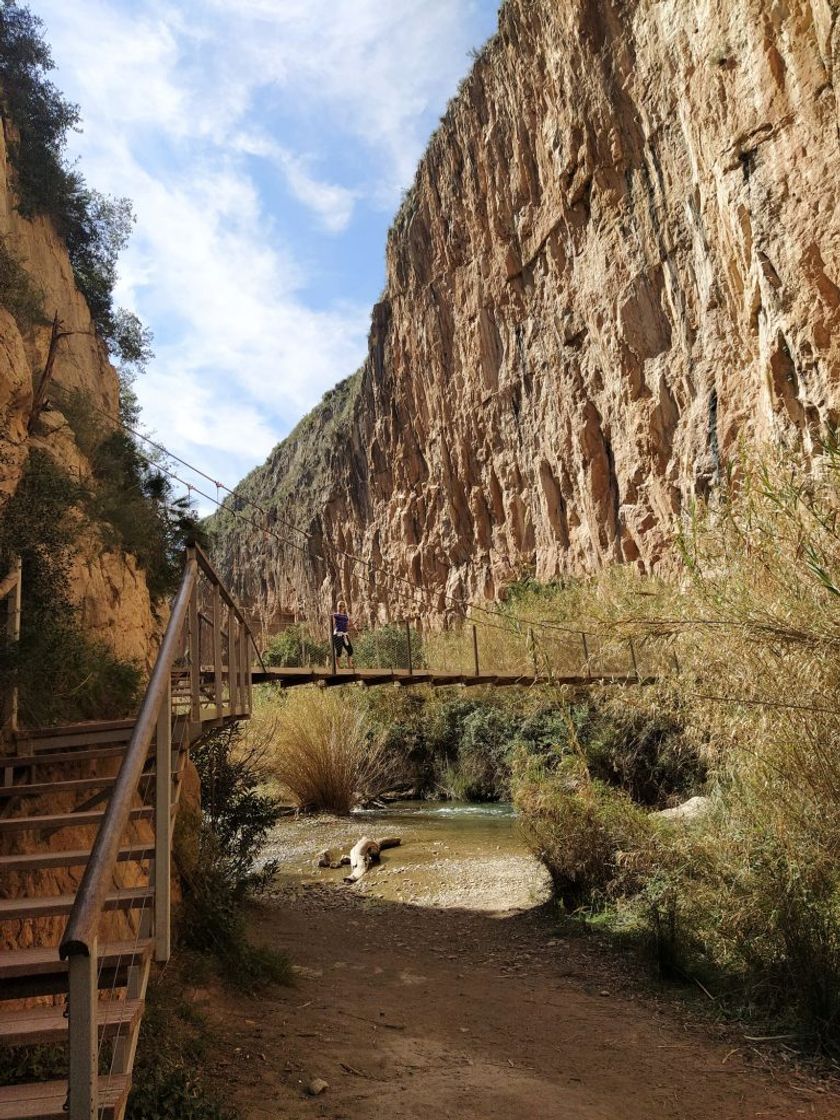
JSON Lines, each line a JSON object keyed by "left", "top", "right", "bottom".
{"left": 337, "top": 599, "right": 347, "bottom": 610}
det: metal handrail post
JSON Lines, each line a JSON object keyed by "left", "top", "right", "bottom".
{"left": 240, "top": 622, "right": 250, "bottom": 715}
{"left": 212, "top": 584, "right": 223, "bottom": 720}
{"left": 229, "top": 608, "right": 240, "bottom": 715}
{"left": 154, "top": 676, "right": 172, "bottom": 962}
{"left": 472, "top": 624, "right": 480, "bottom": 677}
{"left": 187, "top": 550, "right": 201, "bottom": 724}
{"left": 67, "top": 939, "right": 98, "bottom": 1120}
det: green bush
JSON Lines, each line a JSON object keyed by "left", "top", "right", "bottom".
{"left": 176, "top": 724, "right": 289, "bottom": 991}
{"left": 265, "top": 623, "right": 327, "bottom": 667}
{"left": 353, "top": 623, "right": 425, "bottom": 670}
{"left": 54, "top": 387, "right": 201, "bottom": 600}
{"left": 0, "top": 3, "right": 150, "bottom": 365}
{"left": 515, "top": 754, "right": 656, "bottom": 911}
{"left": 438, "top": 705, "right": 520, "bottom": 801}
{"left": 125, "top": 969, "right": 237, "bottom": 1120}
{"left": 0, "top": 234, "right": 47, "bottom": 329}
{"left": 0, "top": 450, "right": 141, "bottom": 725}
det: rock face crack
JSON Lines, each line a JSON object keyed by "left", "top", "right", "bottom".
{"left": 210, "top": 0, "right": 840, "bottom": 630}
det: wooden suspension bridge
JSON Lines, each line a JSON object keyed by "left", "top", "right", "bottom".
{"left": 0, "top": 545, "right": 654, "bottom": 1120}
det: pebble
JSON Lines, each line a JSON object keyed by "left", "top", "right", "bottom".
{"left": 306, "top": 1078, "right": 329, "bottom": 1096}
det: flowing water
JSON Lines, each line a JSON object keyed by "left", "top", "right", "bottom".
{"left": 260, "top": 801, "right": 552, "bottom": 913}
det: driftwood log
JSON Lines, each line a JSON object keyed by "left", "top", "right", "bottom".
{"left": 317, "top": 836, "right": 401, "bottom": 882}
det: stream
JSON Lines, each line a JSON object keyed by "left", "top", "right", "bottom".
{"left": 260, "top": 801, "right": 552, "bottom": 913}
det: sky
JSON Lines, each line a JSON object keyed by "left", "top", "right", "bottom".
{"left": 32, "top": 0, "right": 500, "bottom": 508}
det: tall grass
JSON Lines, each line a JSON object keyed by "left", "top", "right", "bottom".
{"left": 501, "top": 439, "right": 840, "bottom": 1053}
{"left": 258, "top": 686, "right": 393, "bottom": 813}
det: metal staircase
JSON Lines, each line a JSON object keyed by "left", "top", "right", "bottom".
{"left": 0, "top": 545, "right": 256, "bottom": 1120}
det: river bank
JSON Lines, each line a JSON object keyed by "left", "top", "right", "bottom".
{"left": 194, "top": 802, "right": 840, "bottom": 1119}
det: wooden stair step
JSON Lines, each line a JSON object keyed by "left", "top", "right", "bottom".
{"left": 0, "top": 938, "right": 153, "bottom": 981}
{"left": 0, "top": 997, "right": 143, "bottom": 1047}
{"left": 0, "top": 772, "right": 155, "bottom": 800}
{"left": 16, "top": 718, "right": 134, "bottom": 741}
{"left": 1, "top": 746, "right": 132, "bottom": 769}
{"left": 0, "top": 887, "right": 153, "bottom": 922}
{"left": 0, "top": 1076, "right": 129, "bottom": 1120}
{"left": 0, "top": 806, "right": 153, "bottom": 835}
{"left": 0, "top": 844, "right": 154, "bottom": 873}
{"left": 13, "top": 727, "right": 135, "bottom": 753}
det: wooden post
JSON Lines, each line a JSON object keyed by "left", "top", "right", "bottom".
{"left": 472, "top": 624, "right": 480, "bottom": 678}
{"left": 187, "top": 559, "right": 201, "bottom": 725}
{"left": 154, "top": 677, "right": 172, "bottom": 963}
{"left": 628, "top": 637, "right": 640, "bottom": 682}
{"left": 229, "top": 608, "right": 240, "bottom": 715}
{"left": 405, "top": 620, "right": 413, "bottom": 675}
{"left": 581, "top": 632, "right": 591, "bottom": 679}
{"left": 67, "top": 943, "right": 98, "bottom": 1120}
{"left": 212, "top": 585, "right": 223, "bottom": 721}
{"left": 672, "top": 649, "right": 681, "bottom": 675}
{"left": 330, "top": 619, "right": 337, "bottom": 676}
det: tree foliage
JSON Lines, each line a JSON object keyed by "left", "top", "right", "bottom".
{"left": 0, "top": 1, "right": 150, "bottom": 368}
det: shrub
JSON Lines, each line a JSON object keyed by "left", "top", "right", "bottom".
{"left": 176, "top": 724, "right": 289, "bottom": 991}
{"left": 353, "top": 622, "right": 425, "bottom": 670}
{"left": 266, "top": 685, "right": 393, "bottom": 813}
{"left": 265, "top": 623, "right": 328, "bottom": 668}
{"left": 0, "top": 233, "right": 47, "bottom": 329}
{"left": 0, "top": 450, "right": 142, "bottom": 724}
{"left": 0, "top": 2, "right": 150, "bottom": 365}
{"left": 514, "top": 755, "right": 654, "bottom": 910}
{"left": 54, "top": 386, "right": 201, "bottom": 600}
{"left": 125, "top": 968, "right": 237, "bottom": 1120}
{"left": 438, "top": 705, "right": 520, "bottom": 801}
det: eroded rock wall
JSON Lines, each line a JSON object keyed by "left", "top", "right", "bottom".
{"left": 211, "top": 0, "right": 840, "bottom": 630}
{"left": 0, "top": 118, "right": 157, "bottom": 665}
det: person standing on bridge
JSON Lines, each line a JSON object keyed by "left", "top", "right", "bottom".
{"left": 331, "top": 600, "right": 355, "bottom": 670}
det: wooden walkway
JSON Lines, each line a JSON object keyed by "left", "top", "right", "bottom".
{"left": 252, "top": 667, "right": 650, "bottom": 688}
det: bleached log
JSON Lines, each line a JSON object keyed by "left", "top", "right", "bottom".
{"left": 343, "top": 836, "right": 402, "bottom": 883}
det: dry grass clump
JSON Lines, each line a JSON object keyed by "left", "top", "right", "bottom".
{"left": 259, "top": 686, "right": 393, "bottom": 814}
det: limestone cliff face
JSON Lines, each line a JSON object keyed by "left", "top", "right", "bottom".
{"left": 211, "top": 0, "right": 840, "bottom": 630}
{"left": 0, "top": 118, "right": 157, "bottom": 665}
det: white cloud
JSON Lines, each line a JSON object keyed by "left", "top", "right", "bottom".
{"left": 236, "top": 133, "right": 358, "bottom": 233}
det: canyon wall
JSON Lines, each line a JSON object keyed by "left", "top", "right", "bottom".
{"left": 0, "top": 118, "right": 157, "bottom": 665}
{"left": 211, "top": 0, "right": 840, "bottom": 632}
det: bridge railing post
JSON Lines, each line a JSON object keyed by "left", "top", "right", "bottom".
{"left": 329, "top": 619, "right": 337, "bottom": 676}
{"left": 472, "top": 623, "right": 480, "bottom": 678}
{"left": 581, "top": 632, "right": 591, "bottom": 679}
{"left": 628, "top": 637, "right": 640, "bottom": 683}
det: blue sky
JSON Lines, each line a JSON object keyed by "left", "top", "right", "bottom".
{"left": 32, "top": 0, "right": 500, "bottom": 506}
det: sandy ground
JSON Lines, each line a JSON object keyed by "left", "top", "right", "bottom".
{"left": 197, "top": 816, "right": 840, "bottom": 1120}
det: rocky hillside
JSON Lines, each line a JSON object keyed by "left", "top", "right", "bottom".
{"left": 210, "top": 0, "right": 840, "bottom": 631}
{"left": 0, "top": 114, "right": 157, "bottom": 666}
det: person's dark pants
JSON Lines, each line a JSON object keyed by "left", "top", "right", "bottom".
{"left": 333, "top": 633, "right": 353, "bottom": 659}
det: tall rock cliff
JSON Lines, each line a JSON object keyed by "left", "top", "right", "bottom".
{"left": 0, "top": 117, "right": 157, "bottom": 665}
{"left": 210, "top": 0, "right": 840, "bottom": 631}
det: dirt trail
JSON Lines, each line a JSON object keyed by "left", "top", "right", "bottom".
{"left": 201, "top": 879, "right": 840, "bottom": 1120}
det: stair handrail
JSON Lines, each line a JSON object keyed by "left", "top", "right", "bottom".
{"left": 59, "top": 552, "right": 199, "bottom": 961}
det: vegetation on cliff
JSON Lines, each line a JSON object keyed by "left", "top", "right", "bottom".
{"left": 0, "top": 0, "right": 149, "bottom": 368}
